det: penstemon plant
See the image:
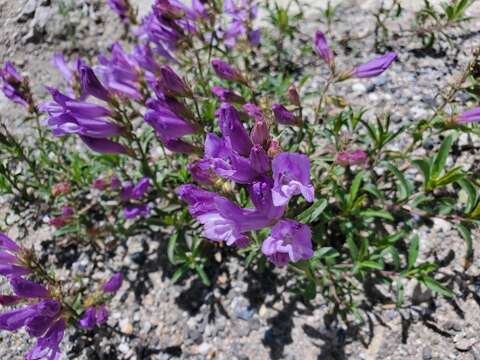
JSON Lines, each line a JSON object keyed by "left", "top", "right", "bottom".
{"left": 0, "top": 0, "right": 479, "bottom": 357}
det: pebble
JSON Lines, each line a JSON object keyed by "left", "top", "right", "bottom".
{"left": 119, "top": 318, "right": 134, "bottom": 335}
{"left": 455, "top": 338, "right": 475, "bottom": 352}
{"left": 422, "top": 347, "right": 433, "bottom": 360}
{"left": 17, "top": 0, "right": 37, "bottom": 22}
{"left": 352, "top": 83, "right": 367, "bottom": 93}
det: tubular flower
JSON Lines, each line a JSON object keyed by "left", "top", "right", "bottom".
{"left": 262, "top": 220, "right": 313, "bottom": 267}
{"left": 272, "top": 104, "right": 301, "bottom": 126}
{"left": 456, "top": 107, "right": 480, "bottom": 124}
{"left": 314, "top": 30, "right": 334, "bottom": 65}
{"left": 212, "top": 86, "right": 245, "bottom": 104}
{"left": 0, "top": 233, "right": 29, "bottom": 277}
{"left": 96, "top": 43, "right": 142, "bottom": 100}
{"left": 120, "top": 178, "right": 152, "bottom": 219}
{"left": 79, "top": 273, "right": 123, "bottom": 330}
{"left": 40, "top": 85, "right": 127, "bottom": 155}
{"left": 0, "top": 62, "right": 33, "bottom": 109}
{"left": 211, "top": 59, "right": 247, "bottom": 84}
{"left": 271, "top": 152, "right": 315, "bottom": 206}
{"left": 351, "top": 52, "right": 397, "bottom": 78}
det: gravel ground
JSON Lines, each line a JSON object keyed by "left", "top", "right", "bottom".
{"left": 1, "top": 0, "right": 480, "bottom": 359}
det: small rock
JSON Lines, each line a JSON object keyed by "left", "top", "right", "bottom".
{"left": 444, "top": 320, "right": 462, "bottom": 332}
{"left": 119, "top": 318, "right": 134, "bottom": 335}
{"left": 17, "top": 0, "right": 37, "bottom": 23}
{"left": 455, "top": 338, "right": 475, "bottom": 352}
{"left": 422, "top": 347, "right": 433, "bottom": 360}
{"left": 352, "top": 83, "right": 367, "bottom": 93}
{"left": 118, "top": 342, "right": 130, "bottom": 353}
{"left": 235, "top": 306, "right": 255, "bottom": 321}
{"left": 196, "top": 343, "right": 211, "bottom": 355}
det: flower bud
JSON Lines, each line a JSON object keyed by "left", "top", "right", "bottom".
{"left": 251, "top": 119, "right": 270, "bottom": 148}
{"left": 272, "top": 104, "right": 301, "bottom": 126}
{"left": 80, "top": 66, "right": 111, "bottom": 102}
{"left": 351, "top": 52, "right": 397, "bottom": 78}
{"left": 456, "top": 107, "right": 480, "bottom": 124}
{"left": 287, "top": 84, "right": 301, "bottom": 107}
{"left": 336, "top": 150, "right": 368, "bottom": 166}
{"left": 211, "top": 86, "right": 245, "bottom": 103}
{"left": 249, "top": 145, "right": 270, "bottom": 173}
{"left": 314, "top": 30, "right": 334, "bottom": 65}
{"left": 158, "top": 65, "right": 192, "bottom": 98}
{"left": 211, "top": 59, "right": 247, "bottom": 85}
{"left": 51, "top": 182, "right": 70, "bottom": 197}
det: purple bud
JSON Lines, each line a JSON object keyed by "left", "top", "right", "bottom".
{"left": 352, "top": 52, "right": 397, "bottom": 78}
{"left": 242, "top": 103, "right": 264, "bottom": 121}
{"left": 217, "top": 103, "right": 252, "bottom": 156}
{"left": 79, "top": 307, "right": 97, "bottom": 330}
{"left": 272, "top": 104, "right": 300, "bottom": 126}
{"left": 10, "top": 277, "right": 49, "bottom": 298}
{"left": 80, "top": 66, "right": 111, "bottom": 102}
{"left": 92, "top": 178, "right": 107, "bottom": 190}
{"left": 211, "top": 59, "right": 246, "bottom": 84}
{"left": 249, "top": 145, "right": 270, "bottom": 173}
{"left": 158, "top": 65, "right": 192, "bottom": 98}
{"left": 314, "top": 30, "right": 334, "bottom": 64}
{"left": 80, "top": 136, "right": 128, "bottom": 155}
{"left": 124, "top": 204, "right": 150, "bottom": 219}
{"left": 335, "top": 150, "right": 368, "bottom": 166}
{"left": 457, "top": 107, "right": 480, "bottom": 124}
{"left": 163, "top": 138, "right": 197, "bottom": 154}
{"left": 102, "top": 273, "right": 123, "bottom": 293}
{"left": 251, "top": 119, "right": 270, "bottom": 147}
{"left": 211, "top": 86, "right": 245, "bottom": 103}
{"left": 96, "top": 304, "right": 108, "bottom": 324}
{"left": 132, "top": 177, "right": 151, "bottom": 199}
{"left": 110, "top": 175, "right": 122, "bottom": 189}
{"left": 0, "top": 295, "right": 22, "bottom": 306}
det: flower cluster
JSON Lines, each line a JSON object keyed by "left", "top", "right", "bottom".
{"left": 79, "top": 273, "right": 123, "bottom": 330}
{"left": 120, "top": 177, "right": 152, "bottom": 219}
{"left": 0, "top": 62, "right": 35, "bottom": 111}
{"left": 0, "top": 233, "right": 66, "bottom": 360}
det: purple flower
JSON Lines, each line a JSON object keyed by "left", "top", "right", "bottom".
{"left": 314, "top": 30, "right": 334, "bottom": 64}
{"left": 177, "top": 184, "right": 273, "bottom": 247}
{"left": 80, "top": 136, "right": 128, "bottom": 155}
{"left": 211, "top": 59, "right": 246, "bottom": 84}
{"left": 217, "top": 103, "right": 252, "bottom": 156}
{"left": 102, "top": 273, "right": 123, "bottom": 293}
{"left": 157, "top": 65, "right": 192, "bottom": 98}
{"left": 251, "top": 119, "right": 270, "bottom": 147}
{"left": 262, "top": 220, "right": 313, "bottom": 267}
{"left": 271, "top": 153, "right": 315, "bottom": 206}
{"left": 457, "top": 107, "right": 480, "bottom": 124}
{"left": 336, "top": 150, "right": 368, "bottom": 166}
{"left": 242, "top": 103, "right": 264, "bottom": 121}
{"left": 0, "top": 62, "right": 30, "bottom": 107}
{"left": 249, "top": 178, "right": 285, "bottom": 221}
{"left": 163, "top": 138, "right": 197, "bottom": 153}
{"left": 79, "top": 305, "right": 109, "bottom": 330}
{"left": 212, "top": 86, "right": 245, "bottom": 103}
{"left": 52, "top": 53, "right": 83, "bottom": 94}
{"left": 96, "top": 43, "right": 142, "bottom": 100}
{"left": 121, "top": 178, "right": 150, "bottom": 201}
{"left": 80, "top": 65, "right": 111, "bottom": 102}
{"left": 145, "top": 97, "right": 197, "bottom": 139}
{"left": 188, "top": 159, "right": 217, "bottom": 185}
{"left": 272, "top": 104, "right": 300, "bottom": 126}
{"left": 25, "top": 318, "right": 65, "bottom": 360}
{"left": 352, "top": 52, "right": 397, "bottom": 78}
{"left": 123, "top": 203, "right": 149, "bottom": 219}
{"left": 133, "top": 43, "right": 162, "bottom": 74}
{"left": 108, "top": 0, "right": 131, "bottom": 22}
{"left": 249, "top": 145, "right": 270, "bottom": 173}
{"left": 10, "top": 277, "right": 49, "bottom": 298}
{"left": 0, "top": 232, "right": 20, "bottom": 252}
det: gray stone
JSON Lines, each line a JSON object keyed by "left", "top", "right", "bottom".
{"left": 17, "top": 0, "right": 37, "bottom": 23}
{"left": 422, "top": 347, "right": 433, "bottom": 360}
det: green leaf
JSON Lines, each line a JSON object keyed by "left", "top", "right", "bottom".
{"left": 313, "top": 247, "right": 339, "bottom": 261}
{"left": 195, "top": 264, "right": 211, "bottom": 287}
{"left": 457, "top": 179, "right": 478, "bottom": 214}
{"left": 346, "top": 234, "right": 359, "bottom": 261}
{"left": 348, "top": 171, "right": 365, "bottom": 208}
{"left": 455, "top": 223, "right": 473, "bottom": 262}
{"left": 360, "top": 260, "right": 384, "bottom": 270}
{"left": 167, "top": 232, "right": 178, "bottom": 265}
{"left": 385, "top": 163, "right": 413, "bottom": 199}
{"left": 433, "top": 167, "right": 464, "bottom": 188}
{"left": 53, "top": 225, "right": 79, "bottom": 237}
{"left": 171, "top": 264, "right": 189, "bottom": 284}
{"left": 407, "top": 235, "right": 419, "bottom": 269}
{"left": 412, "top": 159, "right": 431, "bottom": 189}
{"left": 420, "top": 276, "right": 454, "bottom": 298}
{"left": 359, "top": 209, "right": 394, "bottom": 221}
{"left": 297, "top": 198, "right": 328, "bottom": 223}
{"left": 431, "top": 135, "right": 453, "bottom": 179}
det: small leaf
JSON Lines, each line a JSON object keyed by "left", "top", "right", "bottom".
{"left": 420, "top": 276, "right": 454, "bottom": 298}
{"left": 431, "top": 134, "right": 453, "bottom": 179}
{"left": 359, "top": 209, "right": 394, "bottom": 221}
{"left": 412, "top": 159, "right": 431, "bottom": 188}
{"left": 360, "top": 260, "right": 384, "bottom": 270}
{"left": 455, "top": 223, "right": 473, "bottom": 265}
{"left": 385, "top": 163, "right": 413, "bottom": 199}
{"left": 167, "top": 232, "right": 178, "bottom": 265}
{"left": 408, "top": 235, "right": 419, "bottom": 269}
{"left": 171, "top": 264, "right": 189, "bottom": 284}
{"left": 297, "top": 198, "right": 328, "bottom": 223}
{"left": 457, "top": 179, "right": 478, "bottom": 214}
{"left": 195, "top": 264, "right": 211, "bottom": 287}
